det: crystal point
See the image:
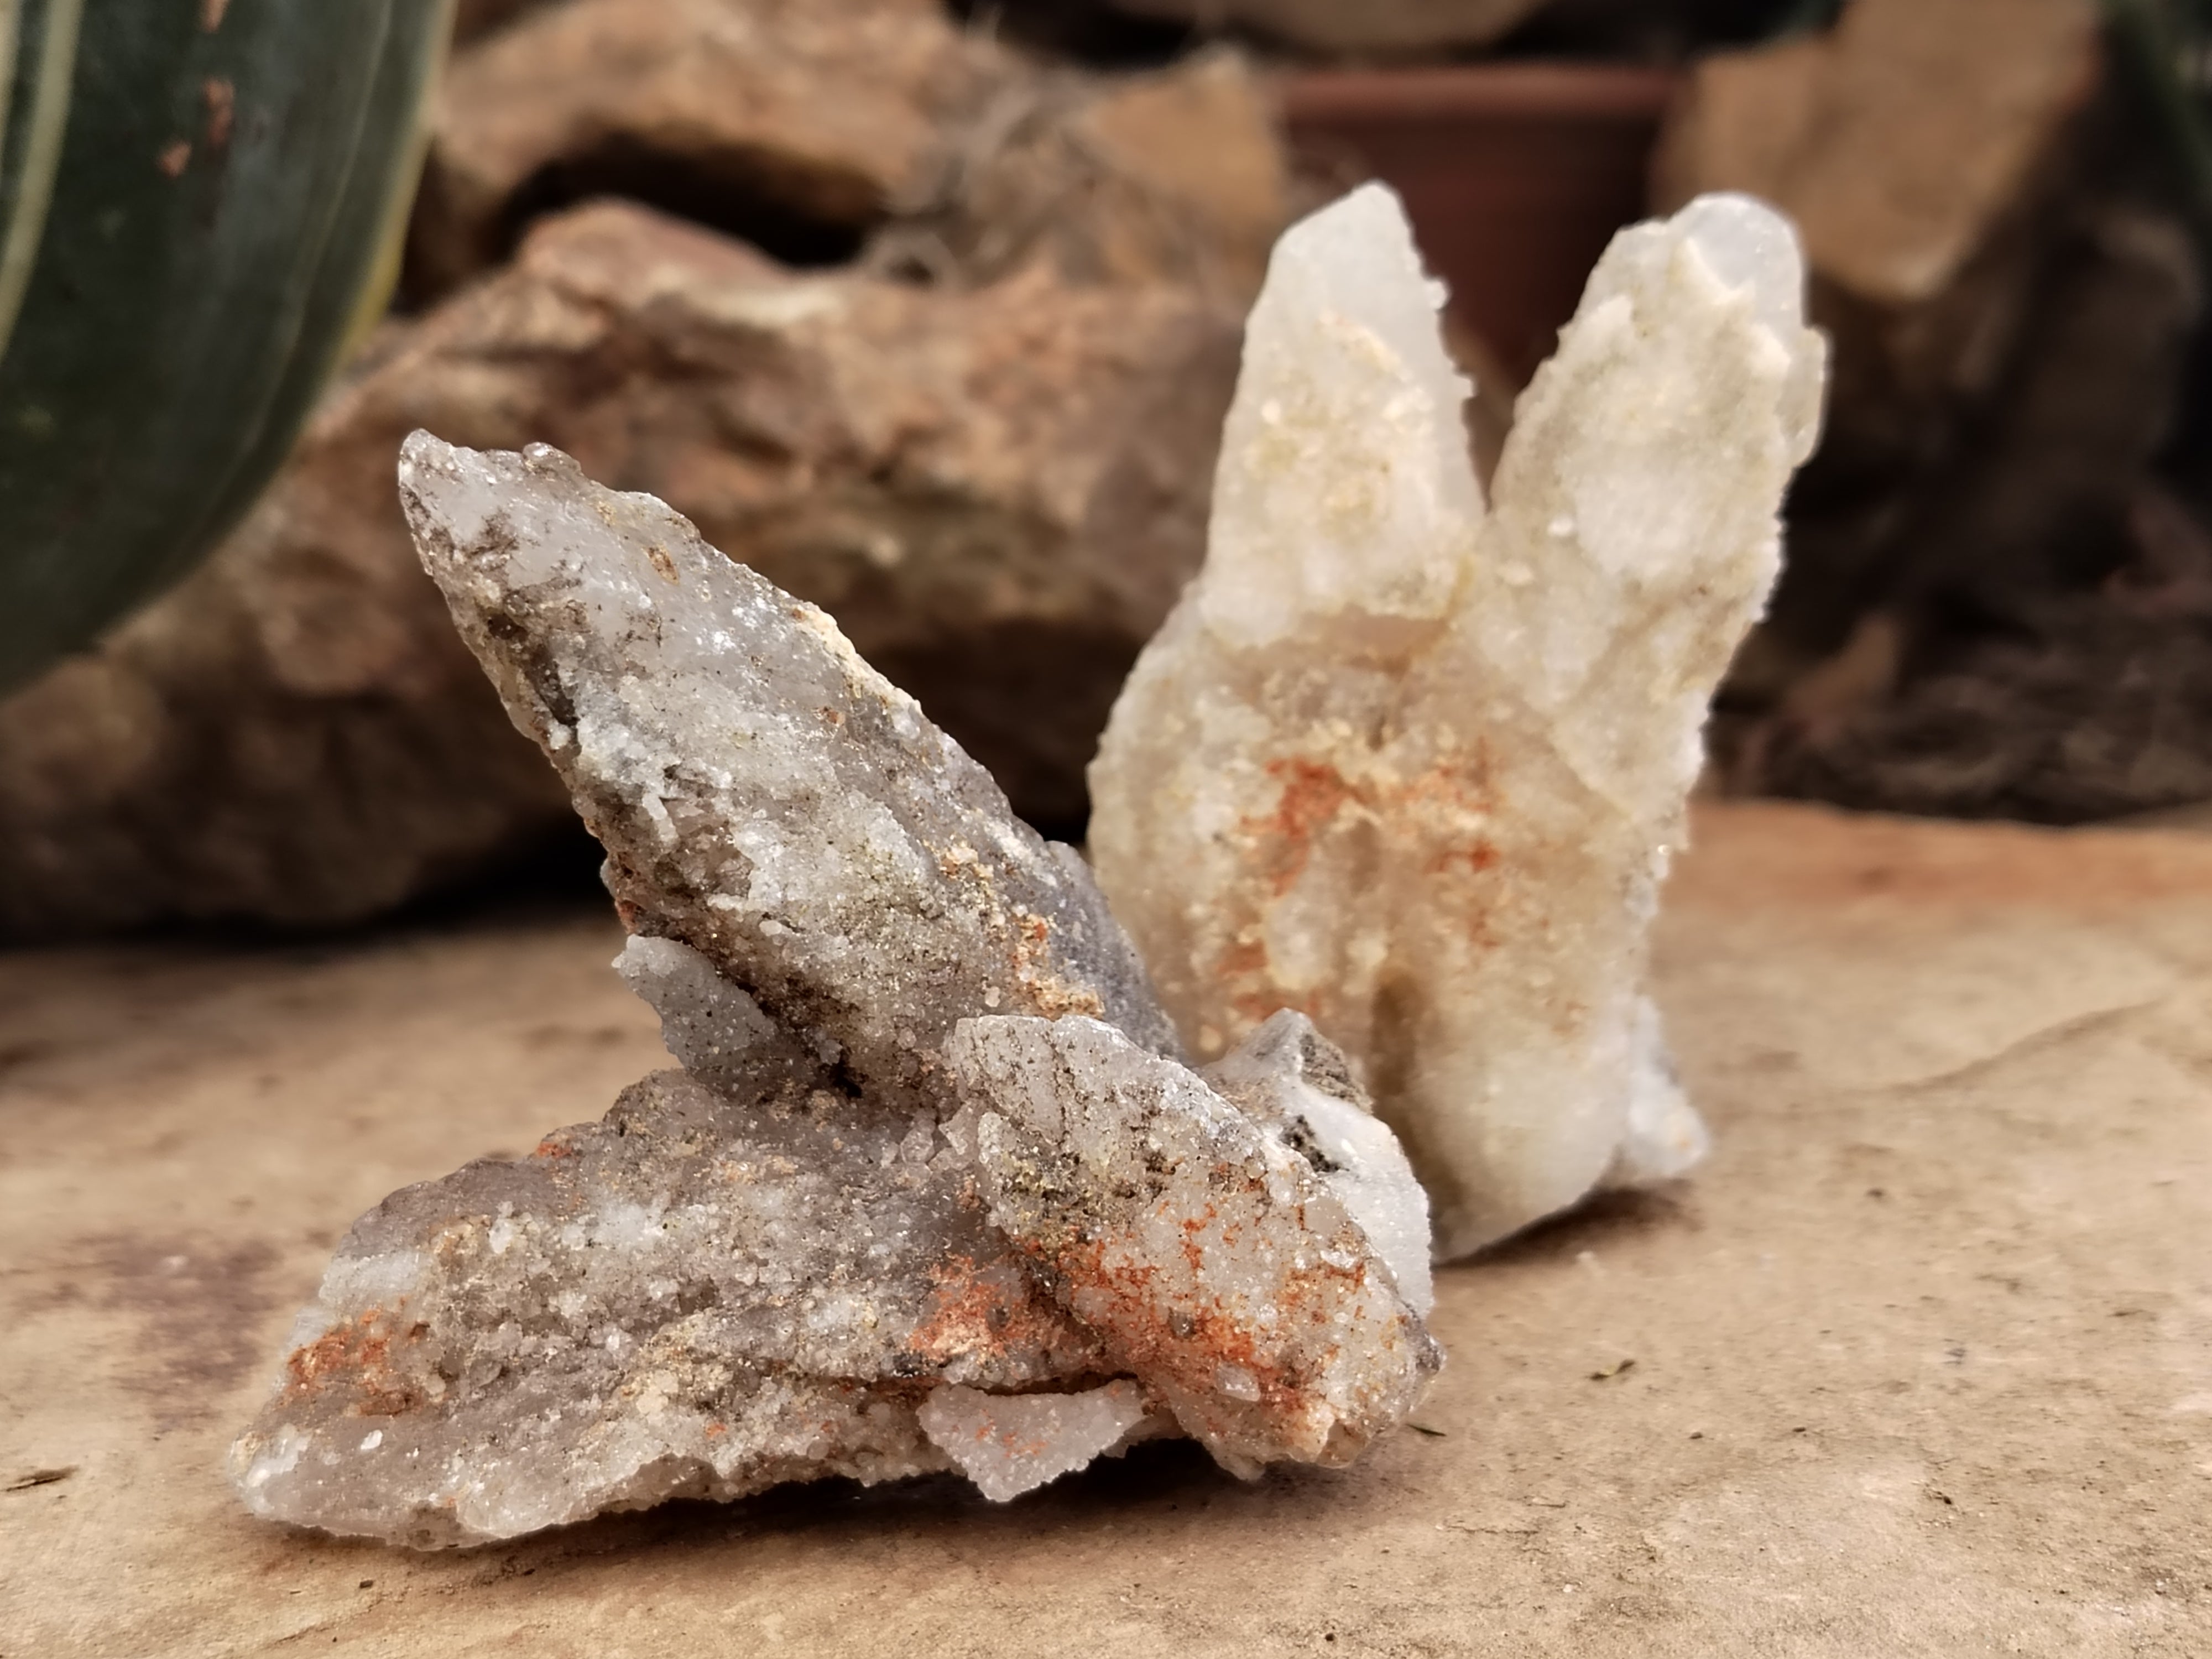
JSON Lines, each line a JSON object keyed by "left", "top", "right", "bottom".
{"left": 917, "top": 1381, "right": 1159, "bottom": 1503}
{"left": 398, "top": 434, "right": 1183, "bottom": 1104}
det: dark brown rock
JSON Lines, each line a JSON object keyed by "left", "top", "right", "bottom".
{"left": 0, "top": 201, "right": 1239, "bottom": 935}
{"left": 871, "top": 48, "right": 1290, "bottom": 307}
{"left": 1661, "top": 0, "right": 2212, "bottom": 822}
{"left": 1655, "top": 0, "right": 2102, "bottom": 529}
{"left": 1655, "top": 0, "right": 2101, "bottom": 310}
{"left": 1103, "top": 0, "right": 1548, "bottom": 55}
{"left": 451, "top": 0, "right": 552, "bottom": 44}
{"left": 405, "top": 0, "right": 1016, "bottom": 297}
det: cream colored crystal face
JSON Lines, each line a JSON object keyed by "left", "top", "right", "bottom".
{"left": 1088, "top": 184, "right": 1825, "bottom": 1259}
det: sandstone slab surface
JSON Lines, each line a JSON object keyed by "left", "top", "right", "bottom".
{"left": 3, "top": 802, "right": 2208, "bottom": 1653}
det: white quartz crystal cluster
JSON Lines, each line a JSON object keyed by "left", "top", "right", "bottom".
{"left": 1089, "top": 184, "right": 1825, "bottom": 1258}
{"left": 228, "top": 437, "right": 1438, "bottom": 1547}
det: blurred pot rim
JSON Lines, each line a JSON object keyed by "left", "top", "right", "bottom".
{"left": 1278, "top": 61, "right": 1682, "bottom": 125}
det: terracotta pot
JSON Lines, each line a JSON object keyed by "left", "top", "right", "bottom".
{"left": 1281, "top": 64, "right": 1681, "bottom": 389}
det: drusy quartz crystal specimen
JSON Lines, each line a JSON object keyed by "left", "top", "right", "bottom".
{"left": 1088, "top": 185, "right": 1827, "bottom": 1259}
{"left": 227, "top": 437, "right": 1438, "bottom": 1547}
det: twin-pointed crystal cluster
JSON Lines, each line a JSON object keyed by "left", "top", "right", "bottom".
{"left": 228, "top": 435, "right": 1438, "bottom": 1547}
{"left": 230, "top": 181, "right": 1823, "bottom": 1545}
{"left": 1089, "top": 184, "right": 1824, "bottom": 1258}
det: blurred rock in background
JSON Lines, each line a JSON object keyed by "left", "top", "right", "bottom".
{"left": 0, "top": 196, "right": 1245, "bottom": 935}
{"left": 0, "top": 323, "right": 576, "bottom": 936}
{"left": 9, "top": 0, "right": 2212, "bottom": 937}
{"left": 451, "top": 0, "right": 554, "bottom": 44}
{"left": 1668, "top": 0, "right": 2212, "bottom": 822}
{"left": 406, "top": 0, "right": 1014, "bottom": 299}
{"left": 0, "top": 0, "right": 1272, "bottom": 937}
{"left": 869, "top": 47, "right": 1289, "bottom": 303}
{"left": 1100, "top": 0, "right": 1552, "bottom": 56}
{"left": 0, "top": 195, "right": 1248, "bottom": 938}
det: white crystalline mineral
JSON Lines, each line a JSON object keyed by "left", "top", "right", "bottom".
{"left": 1087, "top": 184, "right": 1825, "bottom": 1258}
{"left": 1202, "top": 1009, "right": 1433, "bottom": 1316}
{"left": 230, "top": 437, "right": 1438, "bottom": 1547}
{"left": 229, "top": 1064, "right": 1111, "bottom": 1547}
{"left": 917, "top": 1381, "right": 1157, "bottom": 1503}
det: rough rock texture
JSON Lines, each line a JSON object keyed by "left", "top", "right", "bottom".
{"left": 0, "top": 329, "right": 573, "bottom": 938}
{"left": 15, "top": 800, "right": 2212, "bottom": 1653}
{"left": 612, "top": 934, "right": 821, "bottom": 1091}
{"left": 398, "top": 434, "right": 1180, "bottom": 1094}
{"left": 228, "top": 436, "right": 1437, "bottom": 1544}
{"left": 406, "top": 0, "right": 1014, "bottom": 296}
{"left": 228, "top": 1005, "right": 1432, "bottom": 1543}
{"left": 1088, "top": 184, "right": 1825, "bottom": 1258}
{"left": 871, "top": 48, "right": 1290, "bottom": 307}
{"left": 953, "top": 1014, "right": 1439, "bottom": 1476}
{"left": 1106, "top": 0, "right": 1550, "bottom": 56}
{"left": 0, "top": 200, "right": 1238, "bottom": 937}
{"left": 228, "top": 1063, "right": 1110, "bottom": 1547}
{"left": 1201, "top": 1008, "right": 1432, "bottom": 1316}
{"left": 1653, "top": 0, "right": 2099, "bottom": 308}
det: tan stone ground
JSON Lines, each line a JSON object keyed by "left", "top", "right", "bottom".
{"left": 2, "top": 802, "right": 2207, "bottom": 1657}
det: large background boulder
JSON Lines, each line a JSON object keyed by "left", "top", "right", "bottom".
{"left": 406, "top": 0, "right": 1018, "bottom": 298}
{"left": 0, "top": 202, "right": 1241, "bottom": 935}
{"left": 1661, "top": 0, "right": 2212, "bottom": 821}
{"left": 0, "top": 0, "right": 1291, "bottom": 938}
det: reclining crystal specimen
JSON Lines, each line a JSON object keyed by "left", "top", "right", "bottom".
{"left": 1087, "top": 184, "right": 1826, "bottom": 1259}
{"left": 398, "top": 440, "right": 1181, "bottom": 1101}
{"left": 228, "top": 436, "right": 1438, "bottom": 1546}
